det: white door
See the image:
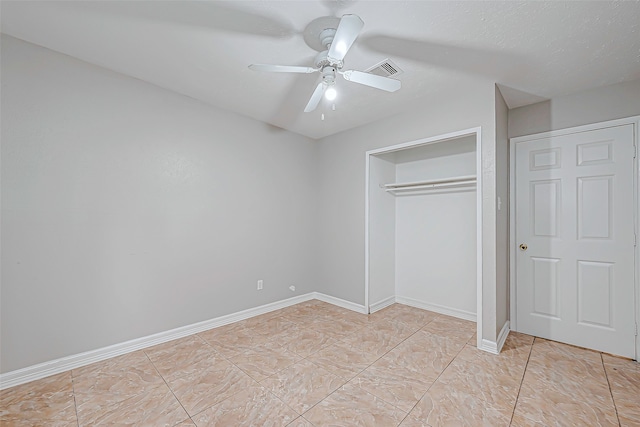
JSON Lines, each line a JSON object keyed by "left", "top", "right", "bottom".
{"left": 515, "top": 124, "right": 636, "bottom": 358}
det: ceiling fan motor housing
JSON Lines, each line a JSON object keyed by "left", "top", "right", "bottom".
{"left": 319, "top": 28, "right": 337, "bottom": 50}
{"left": 321, "top": 66, "right": 337, "bottom": 85}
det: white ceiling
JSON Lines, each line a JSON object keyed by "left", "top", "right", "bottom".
{"left": 2, "top": 1, "right": 640, "bottom": 139}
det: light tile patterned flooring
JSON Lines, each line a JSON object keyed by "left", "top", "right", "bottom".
{"left": 1, "top": 300, "right": 639, "bottom": 426}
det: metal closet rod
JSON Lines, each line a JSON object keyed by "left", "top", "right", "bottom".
{"left": 381, "top": 175, "right": 476, "bottom": 192}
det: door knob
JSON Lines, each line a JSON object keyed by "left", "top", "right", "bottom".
{"left": 519, "top": 243, "right": 528, "bottom": 251}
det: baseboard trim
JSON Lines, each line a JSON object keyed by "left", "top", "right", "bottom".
{"left": 369, "top": 296, "right": 396, "bottom": 313}
{"left": 1, "top": 293, "right": 324, "bottom": 390}
{"left": 395, "top": 296, "right": 477, "bottom": 322}
{"left": 312, "top": 292, "right": 368, "bottom": 314}
{"left": 478, "top": 321, "right": 510, "bottom": 354}
{"left": 496, "top": 320, "right": 510, "bottom": 352}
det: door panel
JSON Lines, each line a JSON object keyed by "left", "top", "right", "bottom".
{"left": 515, "top": 124, "right": 636, "bottom": 358}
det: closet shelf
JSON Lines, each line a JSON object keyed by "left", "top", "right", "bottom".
{"left": 381, "top": 175, "right": 476, "bottom": 194}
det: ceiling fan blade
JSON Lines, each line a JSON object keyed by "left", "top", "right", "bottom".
{"left": 327, "top": 14, "right": 364, "bottom": 63}
{"left": 341, "top": 70, "right": 401, "bottom": 92}
{"left": 249, "top": 64, "right": 318, "bottom": 73}
{"left": 304, "top": 82, "right": 325, "bottom": 112}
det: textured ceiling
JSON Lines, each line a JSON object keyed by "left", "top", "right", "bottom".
{"left": 2, "top": 1, "right": 640, "bottom": 139}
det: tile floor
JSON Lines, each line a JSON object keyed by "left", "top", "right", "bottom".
{"left": 1, "top": 300, "right": 639, "bottom": 426}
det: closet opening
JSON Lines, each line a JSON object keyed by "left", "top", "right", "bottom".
{"left": 365, "top": 128, "right": 483, "bottom": 346}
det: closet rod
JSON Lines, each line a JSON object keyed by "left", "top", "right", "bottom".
{"left": 380, "top": 174, "right": 476, "bottom": 191}
{"left": 383, "top": 181, "right": 476, "bottom": 193}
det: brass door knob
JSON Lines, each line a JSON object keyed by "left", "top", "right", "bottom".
{"left": 519, "top": 243, "right": 528, "bottom": 251}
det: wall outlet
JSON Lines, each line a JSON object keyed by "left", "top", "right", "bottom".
{"left": 289, "top": 285, "right": 296, "bottom": 292}
{"left": 257, "top": 280, "right": 263, "bottom": 290}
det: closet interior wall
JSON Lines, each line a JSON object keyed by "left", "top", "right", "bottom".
{"left": 369, "top": 135, "right": 477, "bottom": 320}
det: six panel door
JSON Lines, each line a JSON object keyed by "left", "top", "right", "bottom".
{"left": 515, "top": 124, "right": 636, "bottom": 358}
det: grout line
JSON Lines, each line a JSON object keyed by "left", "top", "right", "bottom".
{"left": 289, "top": 311, "right": 438, "bottom": 421}
{"left": 508, "top": 337, "right": 535, "bottom": 426}
{"left": 398, "top": 333, "right": 472, "bottom": 423}
{"left": 143, "top": 350, "right": 193, "bottom": 424}
{"left": 601, "top": 353, "right": 622, "bottom": 427}
{"left": 69, "top": 371, "right": 81, "bottom": 427}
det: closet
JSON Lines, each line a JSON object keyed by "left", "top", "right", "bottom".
{"left": 366, "top": 131, "right": 480, "bottom": 322}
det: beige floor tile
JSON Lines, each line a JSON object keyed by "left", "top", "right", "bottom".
{"left": 287, "top": 417, "right": 314, "bottom": 427}
{"left": 0, "top": 372, "right": 77, "bottom": 427}
{"left": 351, "top": 362, "right": 434, "bottom": 413}
{"left": 5, "top": 301, "right": 640, "bottom": 427}
{"left": 504, "top": 331, "right": 535, "bottom": 347}
{"left": 619, "top": 414, "right": 640, "bottom": 427}
{"left": 420, "top": 315, "right": 475, "bottom": 343}
{"left": 260, "top": 359, "right": 345, "bottom": 414}
{"left": 279, "top": 328, "right": 337, "bottom": 358}
{"left": 303, "top": 382, "right": 407, "bottom": 427}
{"left": 604, "top": 360, "right": 640, "bottom": 424}
{"left": 453, "top": 344, "right": 529, "bottom": 381}
{"left": 509, "top": 412, "right": 547, "bottom": 426}
{"left": 467, "top": 332, "right": 477, "bottom": 347}
{"left": 383, "top": 330, "right": 465, "bottom": 377}
{"left": 367, "top": 318, "right": 420, "bottom": 341}
{"left": 409, "top": 381, "right": 512, "bottom": 427}
{"left": 145, "top": 335, "right": 228, "bottom": 383}
{"left": 309, "top": 318, "right": 364, "bottom": 340}
{"left": 338, "top": 325, "right": 405, "bottom": 358}
{"left": 331, "top": 310, "right": 373, "bottom": 327}
{"left": 524, "top": 349, "right": 614, "bottom": 413}
{"left": 76, "top": 382, "right": 188, "bottom": 426}
{"left": 398, "top": 415, "right": 431, "bottom": 427}
{"left": 514, "top": 378, "right": 619, "bottom": 427}
{"left": 602, "top": 354, "right": 640, "bottom": 372}
{"left": 249, "top": 316, "right": 298, "bottom": 339}
{"left": 307, "top": 340, "right": 380, "bottom": 380}
{"left": 198, "top": 321, "right": 249, "bottom": 340}
{"left": 370, "top": 304, "right": 416, "bottom": 321}
{"left": 198, "top": 327, "right": 271, "bottom": 358}
{"left": 71, "top": 350, "right": 152, "bottom": 378}
{"left": 436, "top": 356, "right": 522, "bottom": 412}
{"left": 531, "top": 338, "right": 602, "bottom": 364}
{"left": 192, "top": 384, "right": 298, "bottom": 427}
{"left": 230, "top": 340, "right": 301, "bottom": 381}
{"left": 390, "top": 307, "right": 440, "bottom": 329}
{"left": 73, "top": 352, "right": 164, "bottom": 409}
{"left": 167, "top": 364, "right": 255, "bottom": 416}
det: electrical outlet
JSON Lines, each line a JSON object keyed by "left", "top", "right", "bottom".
{"left": 289, "top": 285, "right": 296, "bottom": 292}
{"left": 257, "top": 280, "right": 263, "bottom": 290}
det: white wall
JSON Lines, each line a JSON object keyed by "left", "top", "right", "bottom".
{"left": 315, "top": 79, "right": 498, "bottom": 342}
{"left": 0, "top": 36, "right": 318, "bottom": 373}
{"left": 367, "top": 156, "right": 396, "bottom": 307}
{"left": 394, "top": 142, "right": 477, "bottom": 316}
{"left": 509, "top": 79, "right": 640, "bottom": 138}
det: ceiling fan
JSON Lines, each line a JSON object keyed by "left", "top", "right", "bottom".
{"left": 249, "top": 14, "right": 401, "bottom": 113}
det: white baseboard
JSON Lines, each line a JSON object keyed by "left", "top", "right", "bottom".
{"left": 496, "top": 320, "right": 510, "bottom": 352}
{"left": 1, "top": 293, "right": 324, "bottom": 390}
{"left": 478, "top": 320, "right": 510, "bottom": 354}
{"left": 369, "top": 295, "right": 396, "bottom": 313}
{"left": 395, "top": 296, "right": 477, "bottom": 322}
{"left": 312, "top": 292, "right": 368, "bottom": 314}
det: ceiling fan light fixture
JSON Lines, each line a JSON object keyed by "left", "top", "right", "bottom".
{"left": 325, "top": 86, "right": 337, "bottom": 101}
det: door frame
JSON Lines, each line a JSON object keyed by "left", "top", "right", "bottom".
{"left": 509, "top": 116, "right": 640, "bottom": 360}
{"left": 365, "top": 127, "right": 484, "bottom": 345}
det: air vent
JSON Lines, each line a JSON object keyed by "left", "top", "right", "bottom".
{"left": 365, "top": 59, "right": 403, "bottom": 77}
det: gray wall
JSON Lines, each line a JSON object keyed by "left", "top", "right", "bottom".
{"left": 495, "top": 85, "right": 509, "bottom": 334}
{"left": 1, "top": 36, "right": 318, "bottom": 373}
{"left": 315, "top": 79, "right": 498, "bottom": 338}
{"left": 509, "top": 79, "right": 640, "bottom": 138}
